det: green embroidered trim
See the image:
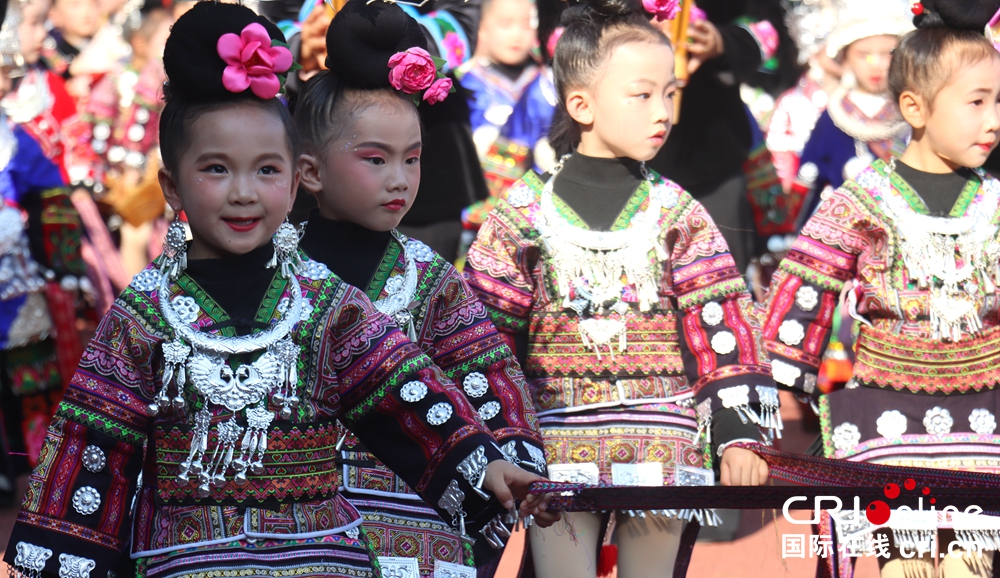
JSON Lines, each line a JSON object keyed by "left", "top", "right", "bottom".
{"left": 254, "top": 274, "right": 287, "bottom": 325}
{"left": 410, "top": 254, "right": 449, "bottom": 332}
{"left": 950, "top": 177, "right": 983, "bottom": 217}
{"left": 344, "top": 356, "right": 433, "bottom": 423}
{"left": 818, "top": 395, "right": 834, "bottom": 458}
{"left": 873, "top": 158, "right": 984, "bottom": 217}
{"left": 173, "top": 275, "right": 235, "bottom": 337}
{"left": 610, "top": 180, "right": 651, "bottom": 231}
{"left": 676, "top": 278, "right": 746, "bottom": 310}
{"left": 444, "top": 347, "right": 508, "bottom": 381}
{"left": 779, "top": 260, "right": 848, "bottom": 292}
{"left": 58, "top": 404, "right": 146, "bottom": 444}
{"left": 365, "top": 240, "right": 403, "bottom": 301}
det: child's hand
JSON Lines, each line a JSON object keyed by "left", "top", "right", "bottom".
{"left": 483, "top": 460, "right": 561, "bottom": 528}
{"left": 720, "top": 446, "right": 769, "bottom": 486}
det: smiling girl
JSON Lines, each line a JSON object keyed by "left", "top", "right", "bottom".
{"left": 464, "top": 0, "right": 777, "bottom": 576}
{"left": 3, "top": 4, "right": 547, "bottom": 578}
{"left": 293, "top": 2, "right": 550, "bottom": 575}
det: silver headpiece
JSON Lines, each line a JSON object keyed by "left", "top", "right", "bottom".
{"left": 782, "top": 0, "right": 845, "bottom": 64}
{"left": 0, "top": 0, "right": 24, "bottom": 73}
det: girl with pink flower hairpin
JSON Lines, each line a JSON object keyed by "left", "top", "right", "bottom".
{"left": 3, "top": 3, "right": 554, "bottom": 578}
{"left": 292, "top": 1, "right": 555, "bottom": 577}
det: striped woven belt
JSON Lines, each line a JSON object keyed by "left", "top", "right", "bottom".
{"left": 853, "top": 323, "right": 1000, "bottom": 394}
{"left": 154, "top": 421, "right": 340, "bottom": 505}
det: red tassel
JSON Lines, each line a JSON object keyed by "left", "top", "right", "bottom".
{"left": 597, "top": 544, "right": 618, "bottom": 577}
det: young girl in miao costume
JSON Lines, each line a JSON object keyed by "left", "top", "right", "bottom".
{"left": 2, "top": 4, "right": 552, "bottom": 577}
{"left": 464, "top": 0, "right": 778, "bottom": 575}
{"left": 759, "top": 1, "right": 1000, "bottom": 576}
{"left": 293, "top": 1, "right": 552, "bottom": 576}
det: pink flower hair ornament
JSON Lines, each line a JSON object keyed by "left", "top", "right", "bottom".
{"left": 387, "top": 46, "right": 455, "bottom": 105}
{"left": 217, "top": 22, "right": 301, "bottom": 100}
{"left": 642, "top": 0, "right": 680, "bottom": 22}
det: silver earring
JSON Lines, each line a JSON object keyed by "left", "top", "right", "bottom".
{"left": 161, "top": 214, "right": 188, "bottom": 280}
{"left": 268, "top": 218, "right": 303, "bottom": 278}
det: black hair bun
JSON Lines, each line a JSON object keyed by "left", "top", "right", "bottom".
{"left": 324, "top": 0, "right": 428, "bottom": 89}
{"left": 915, "top": 0, "right": 1000, "bottom": 30}
{"left": 560, "top": 0, "right": 642, "bottom": 27}
{"left": 163, "top": 2, "right": 288, "bottom": 103}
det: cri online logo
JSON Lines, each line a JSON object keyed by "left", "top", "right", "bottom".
{"left": 867, "top": 478, "right": 933, "bottom": 525}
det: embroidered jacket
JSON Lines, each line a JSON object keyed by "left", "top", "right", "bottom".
{"left": 322, "top": 235, "right": 545, "bottom": 486}
{"left": 464, "top": 170, "right": 775, "bottom": 440}
{"left": 3, "top": 257, "right": 506, "bottom": 578}
{"left": 761, "top": 160, "right": 1000, "bottom": 396}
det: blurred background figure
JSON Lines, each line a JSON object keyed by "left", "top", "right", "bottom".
{"left": 793, "top": 0, "right": 912, "bottom": 221}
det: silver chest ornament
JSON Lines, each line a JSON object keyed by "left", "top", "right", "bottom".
{"left": 373, "top": 230, "right": 421, "bottom": 341}
{"left": 862, "top": 162, "right": 1000, "bottom": 342}
{"left": 535, "top": 156, "right": 675, "bottom": 358}
{"left": 150, "top": 223, "right": 306, "bottom": 497}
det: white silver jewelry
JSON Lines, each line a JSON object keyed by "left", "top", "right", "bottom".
{"left": 345, "top": 527, "right": 360, "bottom": 539}
{"left": 969, "top": 408, "right": 997, "bottom": 435}
{"left": 268, "top": 220, "right": 305, "bottom": 278}
{"left": 876, "top": 410, "right": 907, "bottom": 439}
{"left": 710, "top": 331, "right": 737, "bottom": 355}
{"left": 795, "top": 286, "right": 819, "bottom": 311}
{"left": 500, "top": 441, "right": 519, "bottom": 464}
{"left": 717, "top": 385, "right": 759, "bottom": 426}
{"left": 400, "top": 381, "right": 428, "bottom": 403}
{"left": 406, "top": 238, "right": 435, "bottom": 263}
{"left": 14, "top": 542, "right": 52, "bottom": 575}
{"left": 463, "top": 373, "right": 489, "bottom": 398}
{"left": 507, "top": 184, "right": 535, "bottom": 208}
{"left": 478, "top": 401, "right": 501, "bottom": 421}
{"left": 523, "top": 442, "right": 547, "bottom": 473}
{"left": 427, "top": 402, "right": 453, "bottom": 426}
{"left": 832, "top": 423, "right": 860, "bottom": 453}
{"left": 171, "top": 296, "right": 200, "bottom": 324}
{"left": 858, "top": 160, "right": 1000, "bottom": 342}
{"left": 756, "top": 385, "right": 783, "bottom": 439}
{"left": 58, "top": 553, "right": 96, "bottom": 578}
{"left": 778, "top": 320, "right": 806, "bottom": 346}
{"left": 438, "top": 479, "right": 468, "bottom": 536}
{"left": 771, "top": 358, "right": 802, "bottom": 388}
{"left": 534, "top": 155, "right": 676, "bottom": 355}
{"left": 374, "top": 230, "right": 419, "bottom": 341}
{"left": 923, "top": 407, "right": 953, "bottom": 436}
{"left": 130, "top": 268, "right": 162, "bottom": 292}
{"left": 82, "top": 445, "right": 106, "bottom": 473}
{"left": 160, "top": 215, "right": 188, "bottom": 280}
{"left": 701, "top": 302, "right": 724, "bottom": 326}
{"left": 302, "top": 259, "right": 332, "bottom": 280}
{"left": 695, "top": 398, "right": 713, "bottom": 446}
{"left": 457, "top": 445, "right": 490, "bottom": 499}
{"left": 232, "top": 406, "right": 274, "bottom": 485}
{"left": 71, "top": 486, "right": 102, "bottom": 515}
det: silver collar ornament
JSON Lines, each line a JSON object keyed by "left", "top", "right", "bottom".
{"left": 863, "top": 160, "right": 1000, "bottom": 341}
{"left": 150, "top": 222, "right": 306, "bottom": 497}
{"left": 535, "top": 155, "right": 674, "bottom": 358}
{"left": 373, "top": 230, "right": 420, "bottom": 341}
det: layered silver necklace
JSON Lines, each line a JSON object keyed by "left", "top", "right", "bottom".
{"left": 535, "top": 155, "right": 676, "bottom": 358}
{"left": 150, "top": 222, "right": 306, "bottom": 495}
{"left": 860, "top": 160, "right": 1000, "bottom": 341}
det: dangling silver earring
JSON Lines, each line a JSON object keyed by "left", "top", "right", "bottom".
{"left": 161, "top": 214, "right": 188, "bottom": 280}
{"left": 268, "top": 217, "right": 304, "bottom": 278}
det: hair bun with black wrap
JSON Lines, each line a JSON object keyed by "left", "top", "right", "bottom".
{"left": 324, "top": 0, "right": 427, "bottom": 89}
{"left": 560, "top": 0, "right": 641, "bottom": 26}
{"left": 914, "top": 0, "right": 1000, "bottom": 31}
{"left": 163, "top": 2, "right": 290, "bottom": 103}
